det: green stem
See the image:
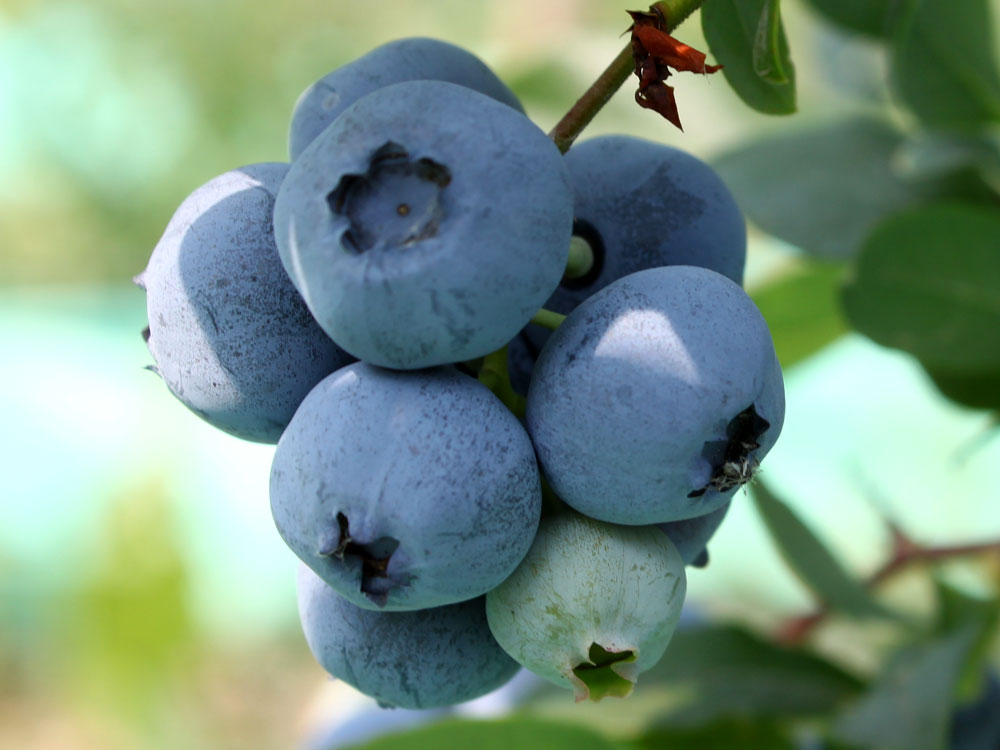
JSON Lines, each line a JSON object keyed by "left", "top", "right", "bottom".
{"left": 477, "top": 346, "right": 526, "bottom": 420}
{"left": 565, "top": 235, "right": 595, "bottom": 280}
{"left": 548, "top": 0, "right": 707, "bottom": 153}
{"left": 549, "top": 45, "right": 634, "bottom": 154}
{"left": 650, "top": 0, "right": 709, "bottom": 31}
{"left": 530, "top": 308, "right": 566, "bottom": 331}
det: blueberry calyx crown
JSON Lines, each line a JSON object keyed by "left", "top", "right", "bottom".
{"left": 571, "top": 642, "right": 638, "bottom": 701}
{"left": 326, "top": 141, "right": 452, "bottom": 254}
{"left": 690, "top": 404, "right": 771, "bottom": 498}
{"left": 321, "top": 511, "right": 403, "bottom": 606}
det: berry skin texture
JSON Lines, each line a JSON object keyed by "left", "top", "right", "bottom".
{"left": 297, "top": 565, "right": 520, "bottom": 709}
{"left": 273, "top": 80, "right": 574, "bottom": 370}
{"left": 526, "top": 266, "right": 785, "bottom": 525}
{"left": 288, "top": 37, "right": 524, "bottom": 160}
{"left": 270, "top": 362, "right": 542, "bottom": 611}
{"left": 485, "top": 511, "right": 686, "bottom": 702}
{"left": 561, "top": 135, "right": 746, "bottom": 296}
{"left": 519, "top": 134, "right": 747, "bottom": 384}
{"left": 139, "top": 163, "right": 354, "bottom": 444}
{"left": 658, "top": 501, "right": 731, "bottom": 567}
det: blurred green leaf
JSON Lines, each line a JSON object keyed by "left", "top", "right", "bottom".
{"left": 63, "top": 481, "right": 196, "bottom": 717}
{"left": 935, "top": 579, "right": 1000, "bottom": 635}
{"left": 751, "top": 482, "right": 894, "bottom": 620}
{"left": 834, "top": 624, "right": 986, "bottom": 750}
{"left": 932, "top": 579, "right": 1000, "bottom": 700}
{"left": 635, "top": 719, "right": 796, "bottom": 749}
{"left": 505, "top": 60, "right": 578, "bottom": 113}
{"left": 713, "top": 117, "right": 931, "bottom": 259}
{"left": 340, "top": 718, "right": 624, "bottom": 750}
{"left": 891, "top": 0, "right": 1000, "bottom": 129}
{"left": 923, "top": 366, "right": 1000, "bottom": 411}
{"left": 753, "top": 0, "right": 791, "bottom": 84}
{"left": 750, "top": 262, "right": 849, "bottom": 367}
{"left": 642, "top": 624, "right": 865, "bottom": 724}
{"left": 801, "top": 0, "right": 901, "bottom": 37}
{"left": 893, "top": 130, "right": 1000, "bottom": 184}
{"left": 841, "top": 202, "right": 1000, "bottom": 373}
{"left": 701, "top": 0, "right": 796, "bottom": 114}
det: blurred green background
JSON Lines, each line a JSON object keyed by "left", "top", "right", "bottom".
{"left": 2, "top": 1, "right": 999, "bottom": 748}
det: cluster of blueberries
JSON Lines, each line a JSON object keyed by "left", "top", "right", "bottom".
{"left": 138, "top": 37, "right": 785, "bottom": 708}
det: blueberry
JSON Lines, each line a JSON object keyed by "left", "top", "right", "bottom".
{"left": 270, "top": 362, "right": 542, "bottom": 610}
{"left": 950, "top": 671, "right": 1000, "bottom": 750}
{"left": 485, "top": 511, "right": 686, "bottom": 702}
{"left": 288, "top": 37, "right": 524, "bottom": 160}
{"left": 297, "top": 565, "right": 519, "bottom": 709}
{"left": 518, "top": 135, "right": 747, "bottom": 385}
{"left": 526, "top": 266, "right": 785, "bottom": 525}
{"left": 138, "top": 163, "right": 354, "bottom": 443}
{"left": 658, "top": 501, "right": 731, "bottom": 567}
{"left": 274, "top": 80, "right": 574, "bottom": 370}
{"left": 558, "top": 135, "right": 746, "bottom": 297}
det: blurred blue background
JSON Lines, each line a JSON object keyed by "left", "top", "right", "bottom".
{"left": 2, "top": 1, "right": 998, "bottom": 747}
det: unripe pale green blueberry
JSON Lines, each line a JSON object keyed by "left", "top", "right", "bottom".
{"left": 485, "top": 511, "right": 686, "bottom": 702}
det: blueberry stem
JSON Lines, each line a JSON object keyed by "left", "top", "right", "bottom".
{"left": 530, "top": 308, "right": 566, "bottom": 331}
{"left": 564, "top": 235, "right": 595, "bottom": 280}
{"left": 477, "top": 346, "right": 526, "bottom": 419}
{"left": 548, "top": 0, "right": 707, "bottom": 153}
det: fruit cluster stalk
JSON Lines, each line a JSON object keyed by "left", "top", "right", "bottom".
{"left": 548, "top": 0, "right": 706, "bottom": 152}
{"left": 778, "top": 535, "right": 1000, "bottom": 645}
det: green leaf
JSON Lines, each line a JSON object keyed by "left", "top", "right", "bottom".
{"left": 800, "top": 0, "right": 901, "bottom": 38}
{"left": 642, "top": 624, "right": 865, "bottom": 724}
{"left": 893, "top": 130, "right": 1000, "bottom": 184}
{"left": 750, "top": 263, "right": 849, "bottom": 367}
{"left": 932, "top": 579, "right": 1000, "bottom": 700}
{"left": 891, "top": 0, "right": 1000, "bottom": 129}
{"left": 505, "top": 60, "right": 578, "bottom": 113}
{"left": 841, "top": 202, "right": 1000, "bottom": 372}
{"left": 834, "top": 625, "right": 986, "bottom": 750}
{"left": 924, "top": 366, "right": 1000, "bottom": 411}
{"left": 753, "top": 0, "right": 791, "bottom": 84}
{"left": 65, "top": 483, "right": 197, "bottom": 717}
{"left": 713, "top": 118, "right": 925, "bottom": 259}
{"left": 701, "top": 0, "right": 796, "bottom": 114}
{"left": 934, "top": 579, "right": 999, "bottom": 636}
{"left": 635, "top": 719, "right": 796, "bottom": 749}
{"left": 340, "top": 718, "right": 624, "bottom": 750}
{"left": 751, "top": 481, "right": 893, "bottom": 620}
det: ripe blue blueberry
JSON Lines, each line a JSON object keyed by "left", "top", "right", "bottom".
{"left": 558, "top": 135, "right": 746, "bottom": 296}
{"left": 526, "top": 266, "right": 785, "bottom": 525}
{"left": 485, "top": 511, "right": 686, "bottom": 702}
{"left": 270, "top": 362, "right": 542, "bottom": 611}
{"left": 950, "top": 671, "right": 1000, "bottom": 750}
{"left": 138, "top": 163, "right": 353, "bottom": 443}
{"left": 273, "top": 80, "right": 574, "bottom": 370}
{"left": 517, "top": 135, "right": 747, "bottom": 388}
{"left": 658, "top": 501, "right": 731, "bottom": 567}
{"left": 288, "top": 37, "right": 524, "bottom": 160}
{"left": 298, "top": 565, "right": 519, "bottom": 709}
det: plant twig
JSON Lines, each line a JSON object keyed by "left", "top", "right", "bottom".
{"left": 548, "top": 0, "right": 706, "bottom": 153}
{"left": 777, "top": 537, "right": 1000, "bottom": 646}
